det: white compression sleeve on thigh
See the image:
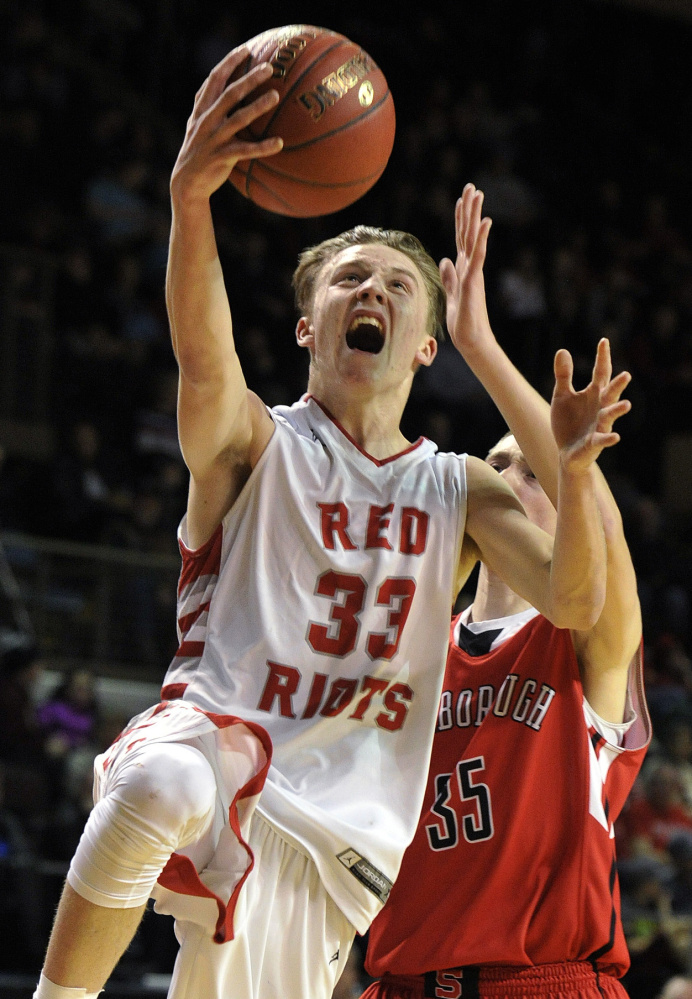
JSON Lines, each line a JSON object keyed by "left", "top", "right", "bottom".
{"left": 34, "top": 973, "right": 102, "bottom": 999}
{"left": 67, "top": 742, "right": 216, "bottom": 908}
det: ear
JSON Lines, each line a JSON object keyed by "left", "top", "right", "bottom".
{"left": 296, "top": 317, "right": 315, "bottom": 350}
{"left": 415, "top": 335, "right": 437, "bottom": 368}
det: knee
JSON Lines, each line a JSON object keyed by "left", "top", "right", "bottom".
{"left": 113, "top": 743, "right": 216, "bottom": 841}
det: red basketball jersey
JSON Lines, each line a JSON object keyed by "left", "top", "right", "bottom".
{"left": 366, "top": 612, "right": 650, "bottom": 979}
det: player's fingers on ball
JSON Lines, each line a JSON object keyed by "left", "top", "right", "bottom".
{"left": 212, "top": 45, "right": 251, "bottom": 82}
{"left": 197, "top": 49, "right": 251, "bottom": 113}
{"left": 220, "top": 62, "right": 274, "bottom": 114}
{"left": 228, "top": 137, "right": 283, "bottom": 160}
{"left": 223, "top": 88, "right": 279, "bottom": 133}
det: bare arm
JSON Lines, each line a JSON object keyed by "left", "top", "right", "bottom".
{"left": 463, "top": 349, "right": 609, "bottom": 635}
{"left": 443, "top": 183, "right": 641, "bottom": 721}
{"left": 167, "top": 49, "right": 282, "bottom": 548}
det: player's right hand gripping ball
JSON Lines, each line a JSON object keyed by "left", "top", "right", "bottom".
{"left": 228, "top": 25, "right": 396, "bottom": 217}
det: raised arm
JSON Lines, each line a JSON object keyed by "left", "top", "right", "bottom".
{"left": 167, "top": 49, "right": 282, "bottom": 548}
{"left": 463, "top": 339, "right": 610, "bottom": 634}
{"left": 442, "top": 183, "right": 641, "bottom": 722}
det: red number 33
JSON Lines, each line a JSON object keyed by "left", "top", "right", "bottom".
{"left": 307, "top": 571, "right": 416, "bottom": 660}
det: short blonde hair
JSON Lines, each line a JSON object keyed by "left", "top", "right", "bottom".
{"left": 292, "top": 226, "right": 446, "bottom": 342}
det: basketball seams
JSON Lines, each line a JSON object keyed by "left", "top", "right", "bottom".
{"left": 278, "top": 89, "right": 393, "bottom": 154}
{"left": 249, "top": 38, "right": 351, "bottom": 142}
{"left": 242, "top": 36, "right": 351, "bottom": 198}
{"left": 249, "top": 160, "right": 387, "bottom": 191}
{"left": 231, "top": 162, "right": 297, "bottom": 213}
{"left": 227, "top": 24, "right": 395, "bottom": 214}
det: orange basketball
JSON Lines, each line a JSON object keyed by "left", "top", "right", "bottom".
{"left": 227, "top": 25, "right": 396, "bottom": 217}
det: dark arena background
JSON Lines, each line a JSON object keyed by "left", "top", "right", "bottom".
{"left": 2, "top": 1, "right": 692, "bottom": 996}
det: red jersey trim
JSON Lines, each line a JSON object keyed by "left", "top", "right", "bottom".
{"left": 157, "top": 711, "right": 272, "bottom": 944}
{"left": 306, "top": 395, "right": 427, "bottom": 466}
{"left": 178, "top": 523, "right": 223, "bottom": 591}
{"left": 161, "top": 682, "right": 188, "bottom": 700}
{"left": 178, "top": 600, "right": 211, "bottom": 636}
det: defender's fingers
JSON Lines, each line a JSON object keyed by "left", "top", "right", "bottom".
{"left": 469, "top": 217, "right": 492, "bottom": 271}
{"left": 597, "top": 399, "right": 631, "bottom": 433}
{"left": 439, "top": 257, "right": 459, "bottom": 296}
{"left": 591, "top": 337, "right": 612, "bottom": 388}
{"left": 454, "top": 197, "right": 464, "bottom": 253}
{"left": 554, "top": 348, "right": 575, "bottom": 390}
{"left": 466, "top": 189, "right": 485, "bottom": 256}
{"left": 458, "top": 184, "right": 476, "bottom": 255}
{"left": 591, "top": 431, "right": 621, "bottom": 450}
{"left": 600, "top": 370, "right": 632, "bottom": 407}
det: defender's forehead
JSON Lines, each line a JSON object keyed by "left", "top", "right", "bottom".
{"left": 486, "top": 434, "right": 522, "bottom": 462}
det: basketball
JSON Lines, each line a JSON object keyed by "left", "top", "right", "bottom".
{"left": 227, "top": 24, "right": 396, "bottom": 217}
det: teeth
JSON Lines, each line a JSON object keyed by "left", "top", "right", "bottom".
{"left": 348, "top": 316, "right": 383, "bottom": 333}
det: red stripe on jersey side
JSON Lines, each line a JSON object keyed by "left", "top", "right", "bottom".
{"left": 178, "top": 601, "right": 211, "bottom": 636}
{"left": 175, "top": 640, "right": 205, "bottom": 658}
{"left": 307, "top": 396, "right": 427, "bottom": 466}
{"left": 178, "top": 523, "right": 223, "bottom": 592}
{"left": 161, "top": 683, "right": 188, "bottom": 700}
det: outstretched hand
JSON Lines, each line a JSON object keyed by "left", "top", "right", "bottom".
{"left": 551, "top": 338, "right": 631, "bottom": 473}
{"left": 170, "top": 47, "right": 283, "bottom": 205}
{"left": 439, "top": 183, "right": 493, "bottom": 355}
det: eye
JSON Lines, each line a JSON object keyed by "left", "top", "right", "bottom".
{"left": 487, "top": 460, "right": 504, "bottom": 473}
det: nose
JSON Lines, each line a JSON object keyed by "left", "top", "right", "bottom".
{"left": 356, "top": 276, "right": 385, "bottom": 304}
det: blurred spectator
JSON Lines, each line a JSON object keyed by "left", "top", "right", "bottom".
{"left": 619, "top": 856, "right": 691, "bottom": 999}
{"left": 37, "top": 666, "right": 100, "bottom": 762}
{"left": 658, "top": 976, "right": 692, "bottom": 999}
{"left": 50, "top": 418, "right": 131, "bottom": 542}
{"left": 645, "top": 636, "right": 692, "bottom": 732}
{"left": 668, "top": 831, "right": 692, "bottom": 916}
{"left": 617, "top": 763, "right": 692, "bottom": 862}
{"left": 661, "top": 716, "right": 692, "bottom": 809}
{"left": 0, "top": 633, "right": 50, "bottom": 823}
{"left": 85, "top": 158, "right": 157, "bottom": 247}
{"left": 0, "top": 758, "right": 45, "bottom": 970}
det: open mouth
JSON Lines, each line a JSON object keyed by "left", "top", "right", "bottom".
{"left": 345, "top": 318, "right": 385, "bottom": 354}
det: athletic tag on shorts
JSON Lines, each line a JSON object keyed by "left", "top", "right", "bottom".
{"left": 337, "top": 848, "right": 392, "bottom": 903}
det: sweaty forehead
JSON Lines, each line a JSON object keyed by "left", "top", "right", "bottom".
{"left": 327, "top": 243, "right": 423, "bottom": 282}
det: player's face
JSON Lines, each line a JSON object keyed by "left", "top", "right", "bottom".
{"left": 296, "top": 243, "right": 436, "bottom": 389}
{"left": 486, "top": 436, "right": 558, "bottom": 536}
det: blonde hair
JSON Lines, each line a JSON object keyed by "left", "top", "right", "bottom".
{"left": 292, "top": 226, "right": 446, "bottom": 342}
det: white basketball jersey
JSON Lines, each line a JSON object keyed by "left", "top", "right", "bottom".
{"left": 161, "top": 396, "right": 467, "bottom": 931}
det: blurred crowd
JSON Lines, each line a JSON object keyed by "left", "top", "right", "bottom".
{"left": 2, "top": 0, "right": 692, "bottom": 996}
